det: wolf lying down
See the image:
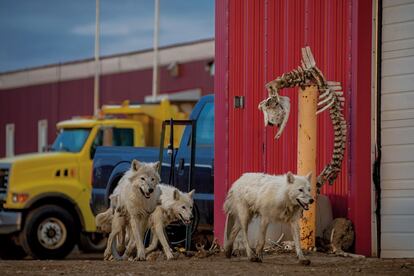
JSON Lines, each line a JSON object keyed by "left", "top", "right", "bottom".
{"left": 96, "top": 159, "right": 195, "bottom": 261}
{"left": 224, "top": 171, "right": 314, "bottom": 264}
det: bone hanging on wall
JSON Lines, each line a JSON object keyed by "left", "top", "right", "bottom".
{"left": 258, "top": 46, "right": 347, "bottom": 191}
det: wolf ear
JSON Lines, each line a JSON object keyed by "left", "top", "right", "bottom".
{"left": 152, "top": 161, "right": 160, "bottom": 172}
{"left": 305, "top": 172, "right": 312, "bottom": 182}
{"left": 131, "top": 159, "right": 141, "bottom": 171}
{"left": 173, "top": 189, "right": 180, "bottom": 201}
{"left": 188, "top": 189, "right": 195, "bottom": 199}
{"left": 286, "top": 171, "right": 295, "bottom": 184}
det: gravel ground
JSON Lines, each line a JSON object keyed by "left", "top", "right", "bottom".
{"left": 1, "top": 250, "right": 414, "bottom": 275}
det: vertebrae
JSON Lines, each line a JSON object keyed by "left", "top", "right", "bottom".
{"left": 260, "top": 47, "right": 347, "bottom": 191}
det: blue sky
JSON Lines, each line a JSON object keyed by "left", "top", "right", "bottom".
{"left": 0, "top": 0, "right": 214, "bottom": 73}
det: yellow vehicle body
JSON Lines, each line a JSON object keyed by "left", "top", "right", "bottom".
{"left": 2, "top": 118, "right": 145, "bottom": 232}
{"left": 0, "top": 99, "right": 188, "bottom": 259}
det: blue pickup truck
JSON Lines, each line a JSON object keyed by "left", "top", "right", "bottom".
{"left": 90, "top": 95, "right": 214, "bottom": 231}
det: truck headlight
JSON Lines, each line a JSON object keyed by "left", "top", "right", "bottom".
{"left": 12, "top": 193, "right": 29, "bottom": 203}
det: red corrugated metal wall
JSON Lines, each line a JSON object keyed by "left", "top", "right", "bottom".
{"left": 215, "top": 0, "right": 372, "bottom": 255}
{"left": 0, "top": 59, "right": 214, "bottom": 156}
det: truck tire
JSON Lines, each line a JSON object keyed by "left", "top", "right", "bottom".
{"left": 0, "top": 235, "right": 27, "bottom": 260}
{"left": 19, "top": 205, "right": 77, "bottom": 259}
{"left": 78, "top": 232, "right": 107, "bottom": 253}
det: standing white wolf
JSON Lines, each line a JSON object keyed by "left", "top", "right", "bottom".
{"left": 102, "top": 159, "right": 161, "bottom": 261}
{"left": 223, "top": 171, "right": 314, "bottom": 263}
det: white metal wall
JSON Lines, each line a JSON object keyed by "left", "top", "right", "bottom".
{"left": 381, "top": 0, "right": 414, "bottom": 258}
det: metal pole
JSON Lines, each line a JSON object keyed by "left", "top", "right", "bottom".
{"left": 94, "top": 0, "right": 100, "bottom": 116}
{"left": 152, "top": 0, "right": 160, "bottom": 100}
{"left": 298, "top": 85, "right": 317, "bottom": 250}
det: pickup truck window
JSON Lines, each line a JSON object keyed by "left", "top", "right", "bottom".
{"left": 51, "top": 128, "right": 91, "bottom": 152}
{"left": 95, "top": 127, "right": 134, "bottom": 147}
{"left": 195, "top": 102, "right": 214, "bottom": 146}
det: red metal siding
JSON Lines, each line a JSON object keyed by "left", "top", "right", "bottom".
{"left": 101, "top": 60, "right": 214, "bottom": 104}
{"left": 0, "top": 59, "right": 214, "bottom": 156}
{"left": 0, "top": 79, "right": 93, "bottom": 156}
{"left": 214, "top": 0, "right": 372, "bottom": 255}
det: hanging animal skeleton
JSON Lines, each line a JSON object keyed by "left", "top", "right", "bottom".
{"left": 258, "top": 47, "right": 347, "bottom": 191}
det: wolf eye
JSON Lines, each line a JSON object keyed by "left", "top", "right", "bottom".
{"left": 151, "top": 178, "right": 155, "bottom": 181}
{"left": 182, "top": 206, "right": 186, "bottom": 209}
{"left": 140, "top": 177, "right": 145, "bottom": 181}
{"left": 299, "top": 188, "right": 303, "bottom": 192}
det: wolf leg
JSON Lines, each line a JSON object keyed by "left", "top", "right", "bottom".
{"left": 255, "top": 216, "right": 269, "bottom": 261}
{"left": 145, "top": 229, "right": 159, "bottom": 254}
{"left": 130, "top": 216, "right": 146, "bottom": 261}
{"left": 153, "top": 222, "right": 174, "bottom": 260}
{"left": 224, "top": 214, "right": 240, "bottom": 258}
{"left": 290, "top": 220, "right": 308, "bottom": 261}
{"left": 116, "top": 226, "right": 126, "bottom": 253}
{"left": 237, "top": 205, "right": 257, "bottom": 261}
{"left": 104, "top": 212, "right": 123, "bottom": 260}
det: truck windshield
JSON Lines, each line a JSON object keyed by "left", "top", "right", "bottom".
{"left": 51, "top": 128, "right": 91, "bottom": 152}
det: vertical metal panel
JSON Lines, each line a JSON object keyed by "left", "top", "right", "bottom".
{"left": 213, "top": 0, "right": 229, "bottom": 244}
{"left": 349, "top": 0, "right": 373, "bottom": 256}
{"left": 215, "top": 0, "right": 373, "bottom": 255}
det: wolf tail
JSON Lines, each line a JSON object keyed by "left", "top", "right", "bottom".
{"left": 223, "top": 190, "right": 234, "bottom": 215}
{"left": 95, "top": 208, "right": 113, "bottom": 233}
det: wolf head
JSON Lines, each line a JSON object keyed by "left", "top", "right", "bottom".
{"left": 171, "top": 189, "right": 195, "bottom": 225}
{"left": 286, "top": 171, "right": 314, "bottom": 211}
{"left": 129, "top": 159, "right": 161, "bottom": 199}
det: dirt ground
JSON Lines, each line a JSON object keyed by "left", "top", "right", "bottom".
{"left": 1, "top": 250, "right": 414, "bottom": 276}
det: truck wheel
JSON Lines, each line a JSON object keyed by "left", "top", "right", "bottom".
{"left": 0, "top": 235, "right": 27, "bottom": 260}
{"left": 78, "top": 232, "right": 107, "bottom": 253}
{"left": 20, "top": 205, "right": 77, "bottom": 259}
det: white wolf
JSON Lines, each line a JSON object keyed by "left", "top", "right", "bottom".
{"left": 145, "top": 184, "right": 195, "bottom": 260}
{"left": 102, "top": 159, "right": 161, "bottom": 261}
{"left": 223, "top": 171, "right": 314, "bottom": 263}
{"left": 98, "top": 184, "right": 195, "bottom": 261}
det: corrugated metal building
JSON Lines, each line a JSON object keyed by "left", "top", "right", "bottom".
{"left": 0, "top": 39, "right": 214, "bottom": 157}
{"left": 215, "top": 0, "right": 375, "bottom": 255}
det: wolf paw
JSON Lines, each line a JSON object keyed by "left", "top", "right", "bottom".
{"left": 224, "top": 249, "right": 233, "bottom": 259}
{"left": 103, "top": 251, "right": 112, "bottom": 261}
{"left": 132, "top": 249, "right": 146, "bottom": 261}
{"left": 165, "top": 252, "right": 175, "bottom": 260}
{"left": 249, "top": 256, "right": 263, "bottom": 263}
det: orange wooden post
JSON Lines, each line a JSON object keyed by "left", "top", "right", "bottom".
{"left": 297, "top": 85, "right": 318, "bottom": 249}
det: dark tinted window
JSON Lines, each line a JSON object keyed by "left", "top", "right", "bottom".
{"left": 113, "top": 128, "right": 133, "bottom": 146}
{"left": 94, "top": 127, "right": 134, "bottom": 147}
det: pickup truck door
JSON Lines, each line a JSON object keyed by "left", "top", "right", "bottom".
{"left": 174, "top": 100, "right": 214, "bottom": 226}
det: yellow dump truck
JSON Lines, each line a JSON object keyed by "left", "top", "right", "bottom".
{"left": 0, "top": 99, "right": 187, "bottom": 259}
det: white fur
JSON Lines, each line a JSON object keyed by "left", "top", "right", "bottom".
{"left": 102, "top": 160, "right": 161, "bottom": 261}
{"left": 223, "top": 171, "right": 313, "bottom": 262}
{"left": 145, "top": 184, "right": 195, "bottom": 260}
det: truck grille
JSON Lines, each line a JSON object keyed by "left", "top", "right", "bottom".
{"left": 0, "top": 168, "right": 9, "bottom": 196}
